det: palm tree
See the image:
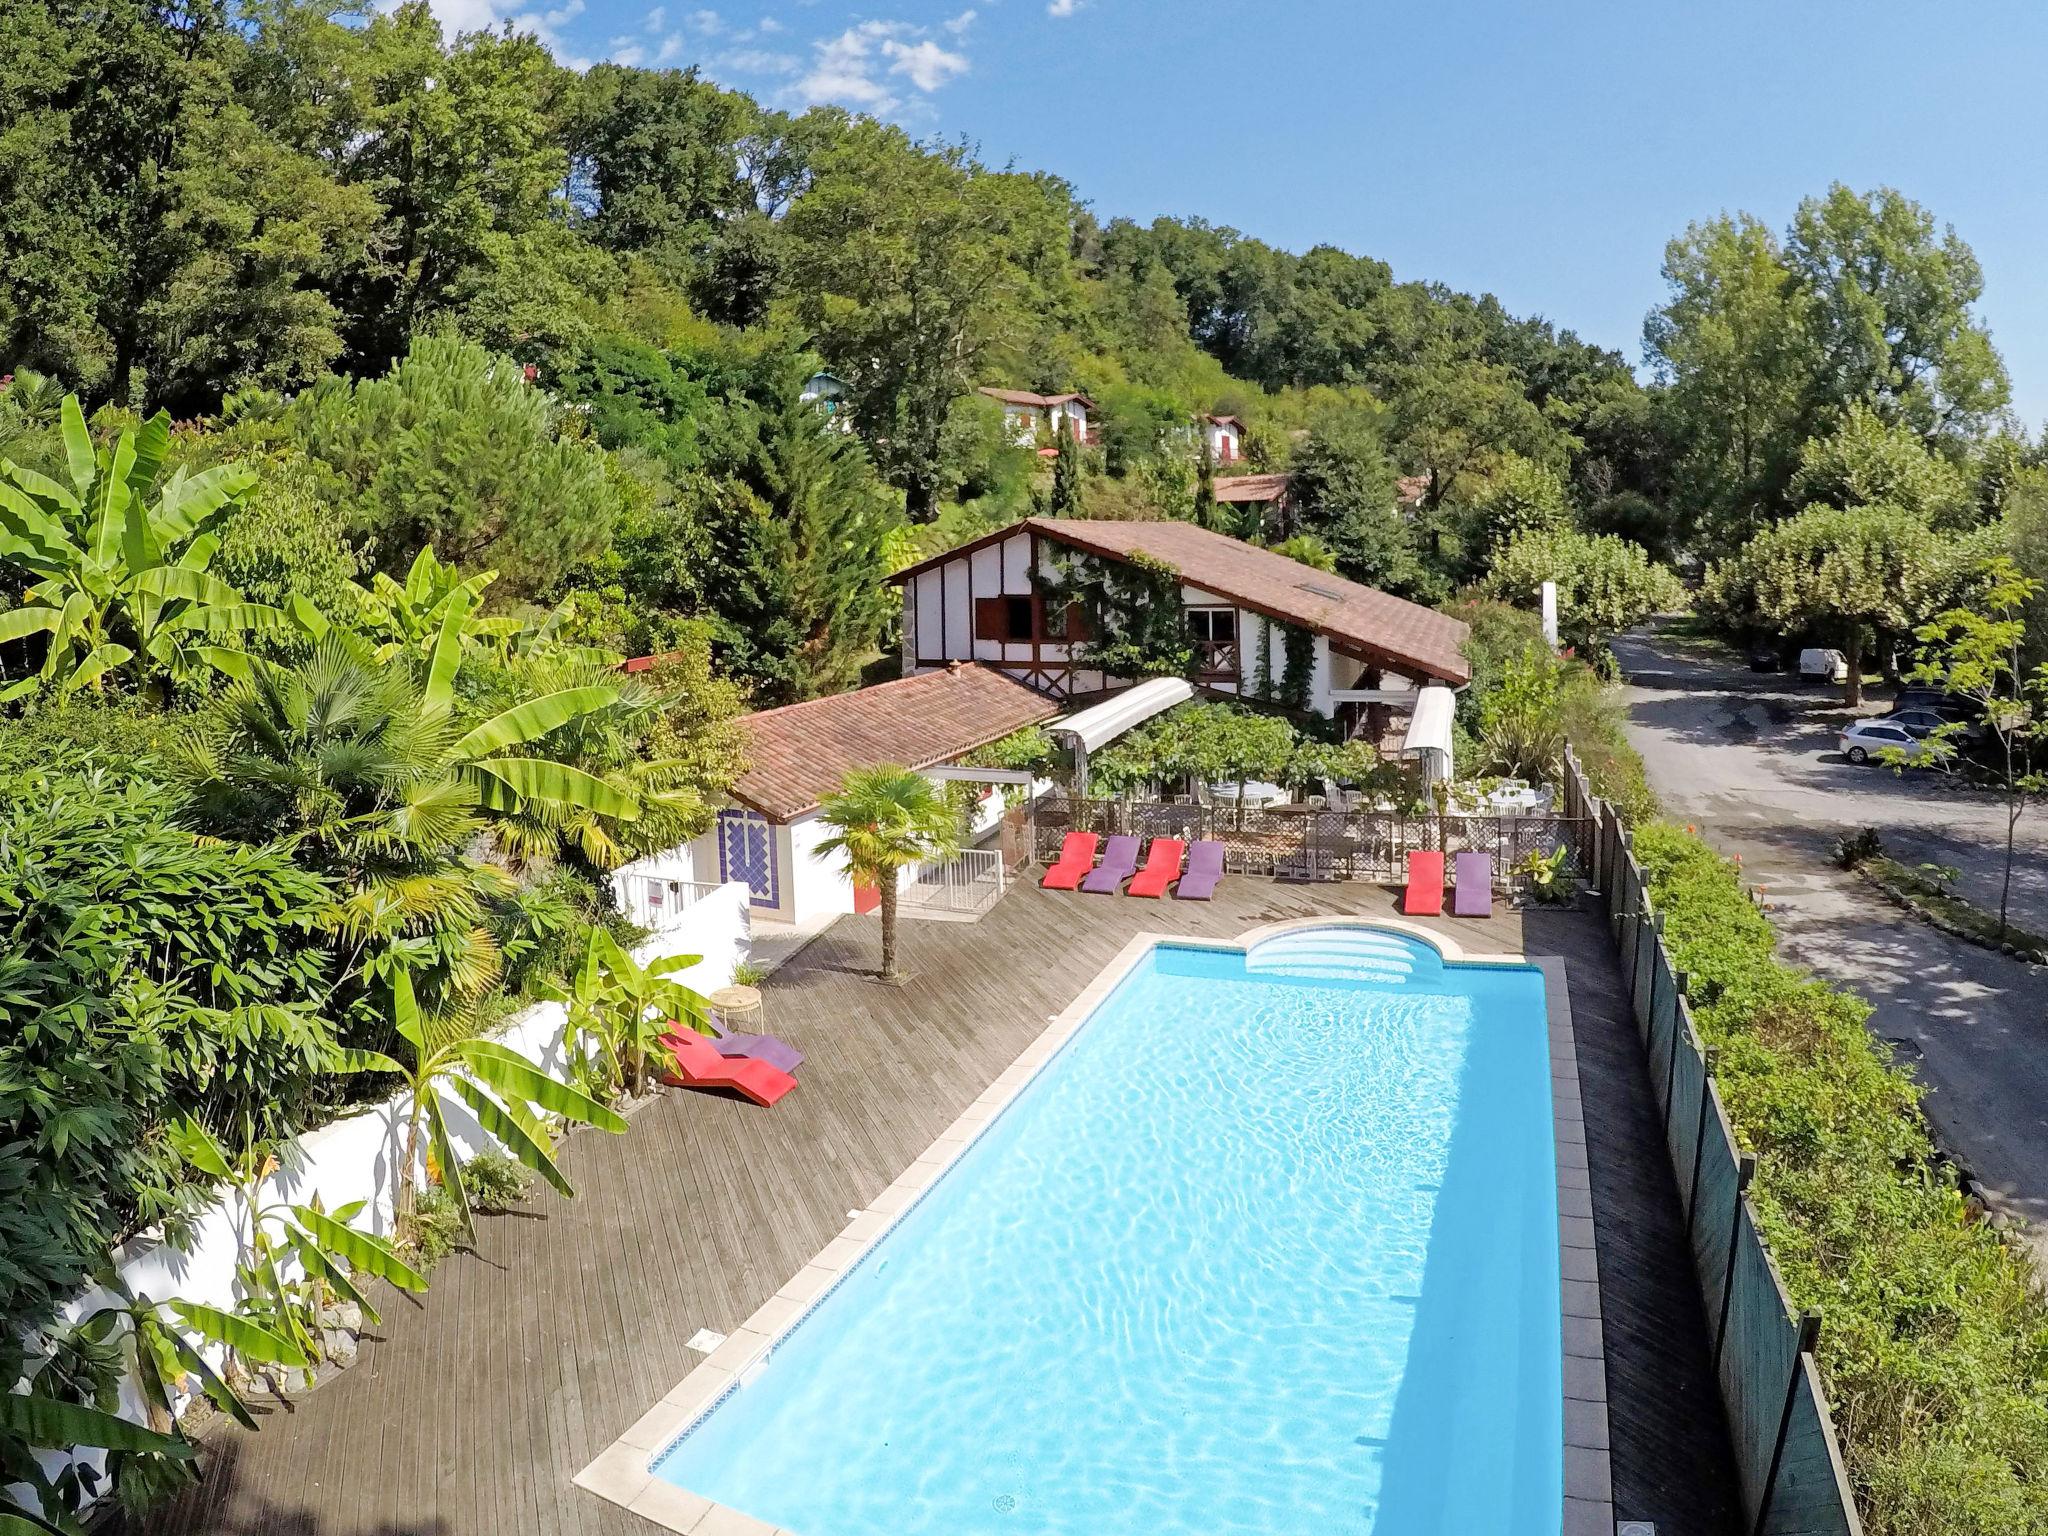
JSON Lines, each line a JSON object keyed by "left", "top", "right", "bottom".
{"left": 814, "top": 766, "right": 961, "bottom": 982}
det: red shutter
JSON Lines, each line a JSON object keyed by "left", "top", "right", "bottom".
{"left": 973, "top": 597, "right": 1004, "bottom": 641}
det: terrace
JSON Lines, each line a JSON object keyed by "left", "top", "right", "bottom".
{"left": 134, "top": 879, "right": 1739, "bottom": 1536}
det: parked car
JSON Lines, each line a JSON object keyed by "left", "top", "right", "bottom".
{"left": 1839, "top": 718, "right": 1925, "bottom": 765}
{"left": 1892, "top": 685, "right": 1976, "bottom": 717}
{"left": 1746, "top": 644, "right": 1783, "bottom": 673}
{"left": 1881, "top": 707, "right": 1984, "bottom": 743}
{"left": 1799, "top": 648, "right": 1849, "bottom": 685}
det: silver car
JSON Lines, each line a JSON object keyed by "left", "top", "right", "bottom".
{"left": 1839, "top": 718, "right": 1926, "bottom": 765}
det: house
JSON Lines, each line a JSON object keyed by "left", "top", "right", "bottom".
{"left": 1211, "top": 471, "right": 1294, "bottom": 533}
{"left": 1395, "top": 473, "right": 1432, "bottom": 515}
{"left": 1204, "top": 415, "right": 1244, "bottom": 464}
{"left": 618, "top": 663, "right": 1061, "bottom": 923}
{"left": 800, "top": 370, "right": 853, "bottom": 431}
{"left": 889, "top": 516, "right": 1469, "bottom": 734}
{"left": 978, "top": 388, "right": 1093, "bottom": 447}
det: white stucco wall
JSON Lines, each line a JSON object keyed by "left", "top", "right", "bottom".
{"left": 786, "top": 809, "right": 858, "bottom": 923}
{"left": 24, "top": 884, "right": 751, "bottom": 1506}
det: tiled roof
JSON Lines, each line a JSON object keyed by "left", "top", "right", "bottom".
{"left": 730, "top": 664, "right": 1062, "bottom": 820}
{"left": 1395, "top": 474, "right": 1432, "bottom": 504}
{"left": 977, "top": 387, "right": 1093, "bottom": 409}
{"left": 1212, "top": 472, "right": 1293, "bottom": 503}
{"left": 892, "top": 518, "right": 1470, "bottom": 684}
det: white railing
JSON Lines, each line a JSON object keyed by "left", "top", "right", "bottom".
{"left": 617, "top": 873, "right": 729, "bottom": 934}
{"left": 903, "top": 847, "right": 1007, "bottom": 917}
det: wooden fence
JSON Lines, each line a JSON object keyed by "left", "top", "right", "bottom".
{"left": 1029, "top": 791, "right": 1595, "bottom": 891}
{"left": 1563, "top": 744, "right": 1862, "bottom": 1536}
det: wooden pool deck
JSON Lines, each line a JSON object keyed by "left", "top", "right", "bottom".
{"left": 136, "top": 881, "right": 1739, "bottom": 1536}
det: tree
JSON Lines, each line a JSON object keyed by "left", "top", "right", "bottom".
{"left": 1287, "top": 409, "right": 1424, "bottom": 594}
{"left": 1465, "top": 453, "right": 1573, "bottom": 553}
{"left": 341, "top": 968, "right": 626, "bottom": 1231}
{"left": 1192, "top": 427, "right": 1217, "bottom": 528}
{"left": 1898, "top": 559, "right": 2044, "bottom": 942}
{"left": 1480, "top": 529, "right": 1685, "bottom": 650}
{"left": 1785, "top": 185, "right": 2010, "bottom": 444}
{"left": 1789, "top": 402, "right": 1976, "bottom": 530}
{"left": 781, "top": 123, "right": 1073, "bottom": 520}
{"left": 0, "top": 398, "right": 286, "bottom": 703}
{"left": 1707, "top": 504, "right": 1941, "bottom": 704}
{"left": 1047, "top": 423, "right": 1085, "bottom": 517}
{"left": 814, "top": 766, "right": 961, "bottom": 982}
{"left": 286, "top": 336, "right": 620, "bottom": 597}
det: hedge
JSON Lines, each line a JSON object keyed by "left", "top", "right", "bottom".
{"left": 1630, "top": 822, "right": 2048, "bottom": 1535}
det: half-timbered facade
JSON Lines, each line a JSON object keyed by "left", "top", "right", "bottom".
{"left": 889, "top": 518, "right": 1471, "bottom": 726}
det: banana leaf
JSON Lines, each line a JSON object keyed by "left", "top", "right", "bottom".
{"left": 468, "top": 757, "right": 640, "bottom": 819}
{"left": 132, "top": 567, "right": 241, "bottom": 607}
{"left": 286, "top": 1231, "right": 382, "bottom": 1329}
{"left": 58, "top": 396, "right": 93, "bottom": 500}
{"left": 167, "top": 1302, "right": 307, "bottom": 1368}
{"left": 289, "top": 1204, "right": 427, "bottom": 1295}
{"left": 422, "top": 1091, "right": 472, "bottom": 1234}
{"left": 459, "top": 1041, "right": 629, "bottom": 1132}
{"left": 126, "top": 411, "right": 172, "bottom": 497}
{"left": 331, "top": 1047, "right": 406, "bottom": 1075}
{"left": 162, "top": 1330, "right": 257, "bottom": 1432}
{"left": 449, "top": 1078, "right": 573, "bottom": 1199}
{"left": 149, "top": 464, "right": 254, "bottom": 544}
{"left": 0, "top": 607, "right": 60, "bottom": 645}
{"left": 164, "top": 1116, "right": 232, "bottom": 1180}
{"left": 60, "top": 643, "right": 132, "bottom": 695}
{"left": 0, "top": 1391, "right": 193, "bottom": 1457}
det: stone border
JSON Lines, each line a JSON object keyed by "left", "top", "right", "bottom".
{"left": 574, "top": 920, "right": 1609, "bottom": 1534}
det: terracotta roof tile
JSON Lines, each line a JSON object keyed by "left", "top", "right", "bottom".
{"left": 977, "top": 387, "right": 1093, "bottom": 409}
{"left": 898, "top": 518, "right": 1469, "bottom": 684}
{"left": 1211, "top": 472, "right": 1293, "bottom": 503}
{"left": 731, "top": 664, "right": 1062, "bottom": 820}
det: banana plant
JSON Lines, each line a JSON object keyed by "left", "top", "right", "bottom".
{"left": 0, "top": 396, "right": 288, "bottom": 701}
{"left": 341, "top": 968, "right": 628, "bottom": 1234}
{"left": 310, "top": 544, "right": 611, "bottom": 668}
{"left": 553, "top": 929, "right": 714, "bottom": 1099}
{"left": 164, "top": 1118, "right": 427, "bottom": 1391}
{"left": 1, "top": 1380, "right": 193, "bottom": 1535}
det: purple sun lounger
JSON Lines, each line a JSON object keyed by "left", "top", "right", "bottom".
{"left": 1452, "top": 850, "right": 1493, "bottom": 918}
{"left": 706, "top": 1015, "right": 804, "bottom": 1075}
{"left": 1172, "top": 840, "right": 1225, "bottom": 900}
{"left": 1079, "top": 835, "right": 1141, "bottom": 894}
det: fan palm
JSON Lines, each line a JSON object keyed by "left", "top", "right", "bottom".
{"left": 814, "top": 766, "right": 961, "bottom": 981}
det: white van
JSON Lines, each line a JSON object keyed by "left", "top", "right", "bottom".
{"left": 1799, "top": 648, "right": 1849, "bottom": 685}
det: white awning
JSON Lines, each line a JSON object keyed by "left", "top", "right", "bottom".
{"left": 1051, "top": 676, "right": 1195, "bottom": 752}
{"left": 1401, "top": 684, "right": 1456, "bottom": 781}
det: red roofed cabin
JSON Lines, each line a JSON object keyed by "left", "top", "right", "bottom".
{"left": 612, "top": 663, "right": 1060, "bottom": 925}
{"left": 888, "top": 516, "right": 1469, "bottom": 725}
{"left": 1204, "top": 415, "right": 1244, "bottom": 464}
{"left": 978, "top": 387, "right": 1094, "bottom": 448}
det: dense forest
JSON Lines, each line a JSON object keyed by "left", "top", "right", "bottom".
{"left": 5, "top": 2, "right": 2048, "bottom": 1531}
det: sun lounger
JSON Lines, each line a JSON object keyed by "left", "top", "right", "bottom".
{"left": 1125, "top": 838, "right": 1186, "bottom": 899}
{"left": 705, "top": 1016, "right": 804, "bottom": 1075}
{"left": 1080, "top": 835, "right": 1141, "bottom": 894}
{"left": 658, "top": 1029, "right": 796, "bottom": 1107}
{"left": 1402, "top": 850, "right": 1446, "bottom": 916}
{"left": 1173, "top": 840, "right": 1225, "bottom": 900}
{"left": 1452, "top": 850, "right": 1493, "bottom": 918}
{"left": 1040, "top": 831, "right": 1100, "bottom": 890}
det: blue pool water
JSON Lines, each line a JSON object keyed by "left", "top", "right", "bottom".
{"left": 653, "top": 928, "right": 1561, "bottom": 1535}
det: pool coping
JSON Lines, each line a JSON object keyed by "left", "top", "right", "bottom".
{"left": 573, "top": 918, "right": 1612, "bottom": 1536}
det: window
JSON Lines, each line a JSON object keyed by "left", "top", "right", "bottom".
{"left": 1186, "top": 609, "right": 1238, "bottom": 645}
{"left": 1004, "top": 596, "right": 1033, "bottom": 641}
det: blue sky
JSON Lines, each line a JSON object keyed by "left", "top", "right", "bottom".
{"left": 478, "top": 0, "right": 2048, "bottom": 426}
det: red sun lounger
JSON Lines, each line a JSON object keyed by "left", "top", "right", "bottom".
{"left": 658, "top": 1029, "right": 796, "bottom": 1107}
{"left": 1125, "top": 838, "right": 1186, "bottom": 899}
{"left": 1453, "top": 850, "right": 1493, "bottom": 918}
{"left": 1403, "top": 850, "right": 1446, "bottom": 916}
{"left": 1041, "top": 831, "right": 1100, "bottom": 890}
{"left": 1080, "top": 835, "right": 1141, "bottom": 894}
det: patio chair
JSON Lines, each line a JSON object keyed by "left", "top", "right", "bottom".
{"left": 1402, "top": 850, "right": 1446, "bottom": 916}
{"left": 657, "top": 1029, "right": 796, "bottom": 1107}
{"left": 1172, "top": 840, "right": 1226, "bottom": 900}
{"left": 1040, "top": 831, "right": 1100, "bottom": 890}
{"left": 1452, "top": 850, "right": 1493, "bottom": 918}
{"left": 1080, "top": 835, "right": 1141, "bottom": 894}
{"left": 1125, "top": 838, "right": 1186, "bottom": 899}
{"left": 702, "top": 1015, "right": 804, "bottom": 1075}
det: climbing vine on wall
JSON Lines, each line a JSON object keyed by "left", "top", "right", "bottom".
{"left": 1049, "top": 551, "right": 1194, "bottom": 680}
{"left": 1281, "top": 625, "right": 1316, "bottom": 711}
{"left": 1253, "top": 618, "right": 1274, "bottom": 700}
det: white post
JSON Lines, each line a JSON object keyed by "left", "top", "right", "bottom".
{"left": 1540, "top": 580, "right": 1560, "bottom": 648}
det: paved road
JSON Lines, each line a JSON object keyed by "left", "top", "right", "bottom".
{"left": 1615, "top": 620, "right": 2048, "bottom": 1258}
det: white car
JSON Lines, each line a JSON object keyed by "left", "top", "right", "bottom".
{"left": 1839, "top": 718, "right": 1926, "bottom": 765}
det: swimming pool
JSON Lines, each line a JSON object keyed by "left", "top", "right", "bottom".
{"left": 647, "top": 925, "right": 1565, "bottom": 1535}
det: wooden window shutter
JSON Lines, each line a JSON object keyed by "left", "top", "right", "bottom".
{"left": 973, "top": 597, "right": 1004, "bottom": 641}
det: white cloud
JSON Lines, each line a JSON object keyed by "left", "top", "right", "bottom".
{"left": 655, "top": 32, "right": 686, "bottom": 60}
{"left": 688, "top": 6, "right": 722, "bottom": 31}
{"left": 1047, "top": 0, "right": 1081, "bottom": 14}
{"left": 720, "top": 45, "right": 799, "bottom": 74}
{"left": 643, "top": 5, "right": 665, "bottom": 28}
{"left": 787, "top": 18, "right": 969, "bottom": 113}
{"left": 756, "top": 15, "right": 783, "bottom": 32}
{"left": 885, "top": 36, "right": 968, "bottom": 91}
{"left": 943, "top": 7, "right": 975, "bottom": 34}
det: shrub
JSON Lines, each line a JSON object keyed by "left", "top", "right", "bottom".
{"left": 402, "top": 1186, "right": 467, "bottom": 1270}
{"left": 1629, "top": 822, "right": 2048, "bottom": 1534}
{"left": 461, "top": 1151, "right": 534, "bottom": 1214}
